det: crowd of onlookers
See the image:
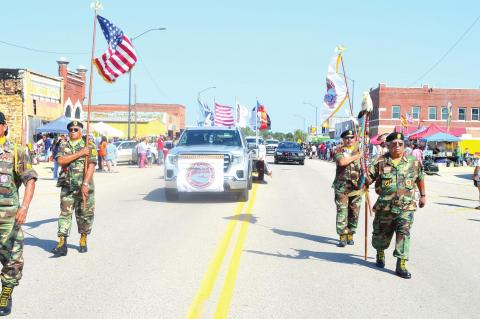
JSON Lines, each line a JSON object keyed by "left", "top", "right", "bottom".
{"left": 29, "top": 133, "right": 175, "bottom": 180}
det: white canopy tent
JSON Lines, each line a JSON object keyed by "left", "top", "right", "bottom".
{"left": 91, "top": 122, "right": 124, "bottom": 137}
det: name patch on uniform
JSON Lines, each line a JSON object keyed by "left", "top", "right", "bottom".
{"left": 383, "top": 166, "right": 392, "bottom": 174}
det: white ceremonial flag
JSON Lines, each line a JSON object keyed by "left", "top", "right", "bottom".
{"left": 322, "top": 46, "right": 348, "bottom": 128}
{"left": 236, "top": 101, "right": 249, "bottom": 128}
{"left": 177, "top": 155, "right": 224, "bottom": 192}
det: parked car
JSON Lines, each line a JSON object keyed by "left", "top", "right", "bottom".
{"left": 265, "top": 139, "right": 279, "bottom": 155}
{"left": 113, "top": 140, "right": 138, "bottom": 164}
{"left": 274, "top": 141, "right": 305, "bottom": 165}
{"left": 164, "top": 127, "right": 252, "bottom": 201}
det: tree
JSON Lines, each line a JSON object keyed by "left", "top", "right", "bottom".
{"left": 293, "top": 129, "right": 306, "bottom": 143}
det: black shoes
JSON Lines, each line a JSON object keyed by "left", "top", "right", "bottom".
{"left": 52, "top": 236, "right": 68, "bottom": 257}
{"left": 376, "top": 250, "right": 385, "bottom": 268}
{"left": 396, "top": 258, "right": 412, "bottom": 279}
{"left": 0, "top": 286, "right": 13, "bottom": 316}
{"left": 79, "top": 234, "right": 88, "bottom": 253}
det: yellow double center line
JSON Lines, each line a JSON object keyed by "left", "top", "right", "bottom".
{"left": 187, "top": 184, "right": 259, "bottom": 319}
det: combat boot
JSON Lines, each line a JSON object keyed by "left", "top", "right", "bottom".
{"left": 0, "top": 286, "right": 13, "bottom": 316}
{"left": 347, "top": 233, "right": 354, "bottom": 245}
{"left": 396, "top": 258, "right": 412, "bottom": 279}
{"left": 376, "top": 250, "right": 385, "bottom": 268}
{"left": 51, "top": 236, "right": 68, "bottom": 256}
{"left": 338, "top": 234, "right": 347, "bottom": 247}
{"left": 79, "top": 233, "right": 88, "bottom": 253}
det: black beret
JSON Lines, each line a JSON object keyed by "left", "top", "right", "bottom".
{"left": 0, "top": 112, "right": 6, "bottom": 125}
{"left": 340, "top": 130, "right": 355, "bottom": 138}
{"left": 386, "top": 132, "right": 404, "bottom": 142}
{"left": 67, "top": 120, "right": 83, "bottom": 130}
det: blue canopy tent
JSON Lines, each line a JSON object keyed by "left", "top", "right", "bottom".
{"left": 420, "top": 132, "right": 459, "bottom": 142}
{"left": 34, "top": 115, "right": 71, "bottom": 134}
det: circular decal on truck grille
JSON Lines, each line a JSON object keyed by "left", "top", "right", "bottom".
{"left": 187, "top": 162, "right": 215, "bottom": 189}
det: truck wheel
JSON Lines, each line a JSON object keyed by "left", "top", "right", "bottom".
{"left": 165, "top": 189, "right": 179, "bottom": 201}
{"left": 299, "top": 160, "right": 305, "bottom": 165}
{"left": 274, "top": 158, "right": 279, "bottom": 164}
{"left": 237, "top": 188, "right": 249, "bottom": 202}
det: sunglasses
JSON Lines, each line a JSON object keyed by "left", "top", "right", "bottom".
{"left": 343, "top": 136, "right": 355, "bottom": 140}
{"left": 68, "top": 128, "right": 81, "bottom": 133}
{"left": 391, "top": 142, "right": 404, "bottom": 147}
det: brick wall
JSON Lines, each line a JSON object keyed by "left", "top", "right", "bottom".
{"left": 0, "top": 76, "right": 23, "bottom": 144}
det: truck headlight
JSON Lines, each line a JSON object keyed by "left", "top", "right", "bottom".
{"left": 299, "top": 152, "right": 305, "bottom": 156}
{"left": 233, "top": 154, "right": 244, "bottom": 164}
{"left": 167, "top": 154, "right": 177, "bottom": 165}
{"left": 276, "top": 151, "right": 282, "bottom": 155}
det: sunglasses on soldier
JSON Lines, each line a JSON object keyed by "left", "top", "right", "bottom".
{"left": 391, "top": 141, "right": 404, "bottom": 147}
{"left": 68, "top": 128, "right": 80, "bottom": 133}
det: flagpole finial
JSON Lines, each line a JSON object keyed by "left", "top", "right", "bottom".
{"left": 335, "top": 45, "right": 346, "bottom": 53}
{"left": 90, "top": 0, "right": 103, "bottom": 11}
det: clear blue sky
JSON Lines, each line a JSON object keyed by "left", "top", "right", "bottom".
{"left": 2, "top": 0, "right": 479, "bottom": 132}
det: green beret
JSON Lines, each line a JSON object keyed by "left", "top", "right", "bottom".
{"left": 386, "top": 132, "right": 404, "bottom": 142}
{"left": 67, "top": 120, "right": 83, "bottom": 130}
{"left": 340, "top": 130, "right": 355, "bottom": 138}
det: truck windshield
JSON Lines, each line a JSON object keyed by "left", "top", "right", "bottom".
{"left": 178, "top": 130, "right": 242, "bottom": 147}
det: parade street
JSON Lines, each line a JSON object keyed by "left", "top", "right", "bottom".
{"left": 15, "top": 158, "right": 480, "bottom": 319}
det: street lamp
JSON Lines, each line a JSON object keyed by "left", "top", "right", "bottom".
{"left": 197, "top": 86, "right": 216, "bottom": 125}
{"left": 303, "top": 102, "right": 318, "bottom": 136}
{"left": 128, "top": 27, "right": 167, "bottom": 139}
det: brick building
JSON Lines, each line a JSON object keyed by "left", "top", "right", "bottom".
{"left": 89, "top": 103, "right": 186, "bottom": 138}
{"left": 369, "top": 84, "right": 480, "bottom": 137}
{"left": 0, "top": 69, "right": 63, "bottom": 144}
{"left": 57, "top": 58, "right": 87, "bottom": 120}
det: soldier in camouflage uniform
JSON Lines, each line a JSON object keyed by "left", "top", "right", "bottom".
{"left": 367, "top": 132, "right": 426, "bottom": 279}
{"left": 52, "top": 120, "right": 97, "bottom": 256}
{"left": 0, "top": 112, "right": 37, "bottom": 316}
{"left": 332, "top": 130, "right": 363, "bottom": 247}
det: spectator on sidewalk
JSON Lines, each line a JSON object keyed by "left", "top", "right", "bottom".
{"left": 45, "top": 134, "right": 53, "bottom": 162}
{"left": 137, "top": 138, "right": 148, "bottom": 168}
{"left": 412, "top": 144, "right": 424, "bottom": 165}
{"left": 105, "top": 139, "right": 117, "bottom": 173}
{"left": 473, "top": 163, "right": 480, "bottom": 209}
{"left": 156, "top": 135, "right": 164, "bottom": 165}
{"left": 98, "top": 136, "right": 107, "bottom": 171}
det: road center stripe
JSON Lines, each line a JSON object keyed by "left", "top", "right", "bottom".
{"left": 187, "top": 201, "right": 246, "bottom": 319}
{"left": 214, "top": 184, "right": 258, "bottom": 318}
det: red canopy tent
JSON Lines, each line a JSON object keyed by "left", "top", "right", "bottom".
{"left": 409, "top": 124, "right": 447, "bottom": 140}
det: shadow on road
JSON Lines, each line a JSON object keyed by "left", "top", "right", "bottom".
{"left": 143, "top": 188, "right": 237, "bottom": 204}
{"left": 224, "top": 214, "right": 258, "bottom": 224}
{"left": 468, "top": 218, "right": 480, "bottom": 222}
{"left": 442, "top": 196, "right": 477, "bottom": 202}
{"left": 245, "top": 249, "right": 395, "bottom": 274}
{"left": 271, "top": 228, "right": 337, "bottom": 246}
{"left": 23, "top": 218, "right": 57, "bottom": 230}
{"left": 24, "top": 236, "right": 79, "bottom": 253}
{"left": 434, "top": 202, "right": 475, "bottom": 209}
{"left": 454, "top": 174, "right": 473, "bottom": 180}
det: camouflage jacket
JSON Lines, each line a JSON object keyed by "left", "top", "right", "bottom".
{"left": 368, "top": 153, "right": 424, "bottom": 212}
{"left": 332, "top": 146, "right": 362, "bottom": 192}
{"left": 0, "top": 140, "right": 38, "bottom": 218}
{"left": 56, "top": 139, "right": 97, "bottom": 190}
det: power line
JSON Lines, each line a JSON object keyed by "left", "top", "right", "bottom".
{"left": 0, "top": 39, "right": 88, "bottom": 55}
{"left": 408, "top": 14, "right": 480, "bottom": 87}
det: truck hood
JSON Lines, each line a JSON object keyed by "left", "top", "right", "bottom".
{"left": 170, "top": 145, "right": 244, "bottom": 154}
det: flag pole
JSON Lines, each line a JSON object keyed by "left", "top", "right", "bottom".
{"left": 340, "top": 53, "right": 371, "bottom": 261}
{"left": 83, "top": 2, "right": 100, "bottom": 207}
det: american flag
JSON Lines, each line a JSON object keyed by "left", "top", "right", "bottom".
{"left": 94, "top": 16, "right": 137, "bottom": 83}
{"left": 214, "top": 102, "right": 235, "bottom": 127}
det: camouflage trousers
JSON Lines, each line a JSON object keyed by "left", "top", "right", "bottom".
{"left": 372, "top": 209, "right": 414, "bottom": 260}
{"left": 335, "top": 192, "right": 362, "bottom": 235}
{"left": 0, "top": 218, "right": 24, "bottom": 287}
{"left": 58, "top": 187, "right": 95, "bottom": 237}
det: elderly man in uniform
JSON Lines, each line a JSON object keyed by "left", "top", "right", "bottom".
{"left": 367, "top": 132, "right": 426, "bottom": 279}
{"left": 0, "top": 112, "right": 37, "bottom": 316}
{"left": 52, "top": 120, "right": 97, "bottom": 256}
{"left": 332, "top": 129, "right": 363, "bottom": 247}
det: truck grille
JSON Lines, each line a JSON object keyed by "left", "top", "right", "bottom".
{"left": 178, "top": 154, "right": 231, "bottom": 172}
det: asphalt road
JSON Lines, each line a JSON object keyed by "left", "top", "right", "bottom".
{"left": 12, "top": 158, "right": 480, "bottom": 318}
